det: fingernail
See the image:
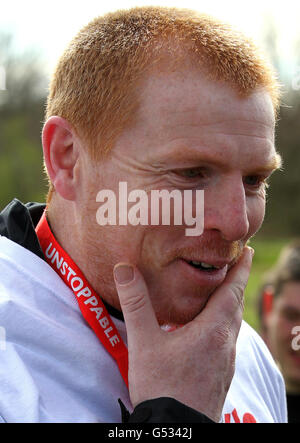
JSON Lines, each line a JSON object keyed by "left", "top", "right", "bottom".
{"left": 249, "top": 247, "right": 255, "bottom": 258}
{"left": 114, "top": 264, "right": 134, "bottom": 285}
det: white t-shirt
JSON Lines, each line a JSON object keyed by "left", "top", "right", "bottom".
{"left": 0, "top": 236, "right": 287, "bottom": 423}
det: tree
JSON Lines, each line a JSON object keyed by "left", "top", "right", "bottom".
{"left": 256, "top": 16, "right": 300, "bottom": 238}
{"left": 0, "top": 32, "right": 48, "bottom": 208}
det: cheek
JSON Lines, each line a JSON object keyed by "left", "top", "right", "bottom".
{"left": 277, "top": 317, "right": 297, "bottom": 342}
{"left": 247, "top": 196, "right": 265, "bottom": 236}
{"left": 269, "top": 315, "right": 292, "bottom": 345}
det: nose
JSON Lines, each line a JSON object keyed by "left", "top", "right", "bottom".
{"left": 204, "top": 176, "right": 249, "bottom": 242}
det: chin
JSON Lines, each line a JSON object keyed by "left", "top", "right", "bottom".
{"left": 153, "top": 286, "right": 215, "bottom": 327}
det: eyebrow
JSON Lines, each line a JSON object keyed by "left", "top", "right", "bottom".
{"left": 152, "top": 148, "right": 283, "bottom": 173}
{"left": 263, "top": 153, "right": 283, "bottom": 172}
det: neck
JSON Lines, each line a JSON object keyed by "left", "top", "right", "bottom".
{"left": 47, "top": 197, "right": 121, "bottom": 311}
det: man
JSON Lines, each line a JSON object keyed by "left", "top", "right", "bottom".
{"left": 0, "top": 7, "right": 287, "bottom": 422}
{"left": 259, "top": 241, "right": 300, "bottom": 423}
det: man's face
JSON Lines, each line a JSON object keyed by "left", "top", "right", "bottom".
{"left": 266, "top": 282, "right": 300, "bottom": 392}
{"left": 80, "top": 69, "right": 277, "bottom": 325}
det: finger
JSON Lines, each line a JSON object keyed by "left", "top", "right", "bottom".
{"left": 198, "top": 247, "right": 254, "bottom": 324}
{"left": 113, "top": 263, "right": 160, "bottom": 344}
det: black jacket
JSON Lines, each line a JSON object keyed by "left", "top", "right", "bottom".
{"left": 0, "top": 199, "right": 214, "bottom": 423}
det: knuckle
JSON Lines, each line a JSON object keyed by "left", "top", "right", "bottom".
{"left": 227, "top": 282, "right": 245, "bottom": 313}
{"left": 121, "top": 292, "right": 148, "bottom": 314}
{"left": 210, "top": 320, "right": 240, "bottom": 350}
{"left": 210, "top": 322, "right": 232, "bottom": 349}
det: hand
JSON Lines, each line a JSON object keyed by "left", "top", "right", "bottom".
{"left": 113, "top": 247, "right": 254, "bottom": 423}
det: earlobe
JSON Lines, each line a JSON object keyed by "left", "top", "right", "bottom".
{"left": 42, "top": 116, "right": 79, "bottom": 201}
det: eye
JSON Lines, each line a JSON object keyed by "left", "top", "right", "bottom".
{"left": 244, "top": 175, "right": 269, "bottom": 189}
{"left": 173, "top": 167, "right": 208, "bottom": 179}
{"left": 281, "top": 307, "right": 300, "bottom": 323}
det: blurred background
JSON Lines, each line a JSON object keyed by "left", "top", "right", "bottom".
{"left": 0, "top": 0, "right": 299, "bottom": 332}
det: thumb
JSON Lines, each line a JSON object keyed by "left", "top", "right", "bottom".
{"left": 199, "top": 246, "right": 254, "bottom": 325}
{"left": 113, "top": 263, "right": 160, "bottom": 343}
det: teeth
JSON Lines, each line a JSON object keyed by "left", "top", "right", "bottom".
{"left": 190, "top": 261, "right": 203, "bottom": 266}
{"left": 190, "top": 261, "right": 219, "bottom": 269}
{"left": 200, "top": 262, "right": 215, "bottom": 269}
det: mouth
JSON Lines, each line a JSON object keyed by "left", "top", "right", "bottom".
{"left": 177, "top": 257, "right": 229, "bottom": 287}
{"left": 182, "top": 255, "right": 232, "bottom": 271}
{"left": 186, "top": 260, "right": 223, "bottom": 272}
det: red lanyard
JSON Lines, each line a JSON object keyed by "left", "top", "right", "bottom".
{"left": 35, "top": 211, "right": 129, "bottom": 388}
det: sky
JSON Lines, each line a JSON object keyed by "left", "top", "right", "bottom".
{"left": 1, "top": 0, "right": 300, "bottom": 82}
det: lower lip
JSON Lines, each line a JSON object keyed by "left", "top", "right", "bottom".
{"left": 177, "top": 259, "right": 228, "bottom": 287}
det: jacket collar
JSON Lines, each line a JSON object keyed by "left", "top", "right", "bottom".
{"left": 0, "top": 198, "right": 124, "bottom": 321}
{"left": 0, "top": 198, "right": 46, "bottom": 260}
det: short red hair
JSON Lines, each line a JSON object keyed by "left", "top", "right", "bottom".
{"left": 45, "top": 6, "right": 281, "bottom": 201}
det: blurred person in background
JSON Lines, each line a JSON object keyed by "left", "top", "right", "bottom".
{"left": 258, "top": 240, "right": 300, "bottom": 423}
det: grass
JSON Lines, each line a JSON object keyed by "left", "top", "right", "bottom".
{"left": 243, "top": 238, "right": 289, "bottom": 332}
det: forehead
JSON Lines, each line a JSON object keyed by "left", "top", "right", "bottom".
{"left": 275, "top": 282, "right": 300, "bottom": 318}
{"left": 138, "top": 69, "right": 274, "bottom": 133}
{"left": 125, "top": 69, "right": 276, "bottom": 167}
{"left": 279, "top": 282, "right": 300, "bottom": 303}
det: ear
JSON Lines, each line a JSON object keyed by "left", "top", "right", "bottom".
{"left": 42, "top": 116, "right": 79, "bottom": 201}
